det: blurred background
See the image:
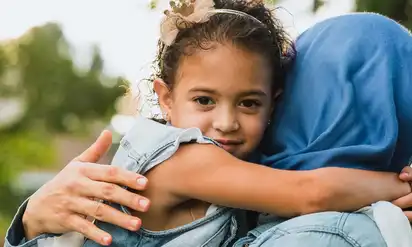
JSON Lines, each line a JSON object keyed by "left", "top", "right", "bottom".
{"left": 0, "top": 0, "right": 411, "bottom": 241}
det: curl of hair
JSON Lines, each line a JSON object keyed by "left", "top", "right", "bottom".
{"left": 140, "top": 0, "right": 295, "bottom": 119}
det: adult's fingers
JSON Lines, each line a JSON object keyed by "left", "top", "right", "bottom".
{"left": 392, "top": 193, "right": 412, "bottom": 209}
{"left": 66, "top": 214, "right": 112, "bottom": 246}
{"left": 72, "top": 198, "right": 142, "bottom": 232}
{"left": 79, "top": 164, "right": 148, "bottom": 192}
{"left": 80, "top": 179, "right": 150, "bottom": 212}
{"left": 404, "top": 211, "right": 412, "bottom": 222}
{"left": 74, "top": 130, "right": 112, "bottom": 163}
{"left": 399, "top": 166, "right": 412, "bottom": 182}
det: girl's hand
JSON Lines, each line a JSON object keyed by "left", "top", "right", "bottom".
{"left": 22, "top": 131, "right": 150, "bottom": 246}
{"left": 392, "top": 166, "right": 412, "bottom": 221}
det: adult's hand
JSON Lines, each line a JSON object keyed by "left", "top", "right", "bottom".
{"left": 393, "top": 166, "right": 412, "bottom": 221}
{"left": 22, "top": 130, "right": 150, "bottom": 246}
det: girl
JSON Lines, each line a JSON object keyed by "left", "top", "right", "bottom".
{"left": 84, "top": 0, "right": 297, "bottom": 245}
{"left": 9, "top": 1, "right": 412, "bottom": 247}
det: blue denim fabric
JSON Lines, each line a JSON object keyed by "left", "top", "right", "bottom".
{"left": 233, "top": 212, "right": 386, "bottom": 247}
{"left": 82, "top": 117, "right": 238, "bottom": 247}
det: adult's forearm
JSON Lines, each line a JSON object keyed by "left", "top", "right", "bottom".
{"left": 307, "top": 167, "right": 411, "bottom": 214}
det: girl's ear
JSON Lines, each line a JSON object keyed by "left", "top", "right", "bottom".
{"left": 154, "top": 78, "right": 172, "bottom": 121}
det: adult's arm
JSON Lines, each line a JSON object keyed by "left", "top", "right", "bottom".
{"left": 152, "top": 144, "right": 410, "bottom": 217}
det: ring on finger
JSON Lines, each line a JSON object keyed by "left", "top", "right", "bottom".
{"left": 91, "top": 199, "right": 104, "bottom": 224}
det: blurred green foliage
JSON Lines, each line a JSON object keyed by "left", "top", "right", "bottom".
{"left": 356, "top": 0, "right": 412, "bottom": 30}
{"left": 0, "top": 23, "right": 125, "bottom": 234}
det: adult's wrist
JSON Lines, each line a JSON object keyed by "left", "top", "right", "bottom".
{"left": 22, "top": 208, "right": 42, "bottom": 240}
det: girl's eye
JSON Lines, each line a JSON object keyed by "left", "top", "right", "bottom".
{"left": 239, "top": 99, "right": 261, "bottom": 108}
{"left": 195, "top": 97, "right": 215, "bottom": 105}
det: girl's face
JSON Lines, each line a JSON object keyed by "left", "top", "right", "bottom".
{"left": 155, "top": 43, "right": 274, "bottom": 159}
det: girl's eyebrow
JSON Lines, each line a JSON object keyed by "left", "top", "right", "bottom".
{"left": 188, "top": 87, "right": 216, "bottom": 94}
{"left": 238, "top": 90, "right": 267, "bottom": 98}
{"left": 189, "top": 87, "right": 267, "bottom": 98}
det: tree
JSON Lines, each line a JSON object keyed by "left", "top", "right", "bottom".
{"left": 355, "top": 0, "right": 412, "bottom": 30}
{"left": 309, "top": 0, "right": 411, "bottom": 30}
{"left": 0, "top": 22, "right": 125, "bottom": 183}
{"left": 0, "top": 22, "right": 125, "bottom": 233}
{"left": 5, "top": 23, "right": 125, "bottom": 133}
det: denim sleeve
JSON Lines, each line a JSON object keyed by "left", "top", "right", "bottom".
{"left": 115, "top": 116, "right": 217, "bottom": 174}
{"left": 4, "top": 199, "right": 57, "bottom": 247}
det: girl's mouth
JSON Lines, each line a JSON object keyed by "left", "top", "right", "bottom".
{"left": 214, "top": 139, "right": 243, "bottom": 145}
{"left": 214, "top": 139, "right": 244, "bottom": 152}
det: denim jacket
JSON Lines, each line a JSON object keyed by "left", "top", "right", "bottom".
{"left": 5, "top": 117, "right": 239, "bottom": 247}
{"left": 84, "top": 117, "right": 239, "bottom": 247}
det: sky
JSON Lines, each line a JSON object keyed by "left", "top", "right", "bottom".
{"left": 0, "top": 0, "right": 354, "bottom": 83}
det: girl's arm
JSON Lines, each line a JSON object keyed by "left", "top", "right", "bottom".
{"left": 152, "top": 144, "right": 411, "bottom": 217}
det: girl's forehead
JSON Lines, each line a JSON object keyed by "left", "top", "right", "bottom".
{"left": 174, "top": 43, "right": 272, "bottom": 91}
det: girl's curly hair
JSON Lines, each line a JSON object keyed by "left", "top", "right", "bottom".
{"left": 142, "top": 0, "right": 295, "bottom": 118}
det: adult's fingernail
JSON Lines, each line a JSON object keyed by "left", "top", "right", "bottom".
{"left": 139, "top": 199, "right": 149, "bottom": 209}
{"left": 137, "top": 177, "right": 147, "bottom": 186}
{"left": 130, "top": 219, "right": 141, "bottom": 230}
{"left": 98, "top": 130, "right": 107, "bottom": 138}
{"left": 102, "top": 236, "right": 111, "bottom": 245}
